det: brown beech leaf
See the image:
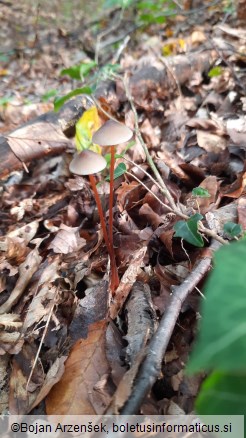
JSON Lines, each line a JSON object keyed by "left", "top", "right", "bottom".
{"left": 7, "top": 120, "right": 70, "bottom": 164}
{"left": 140, "top": 118, "right": 160, "bottom": 147}
{"left": 0, "top": 355, "right": 9, "bottom": 412}
{"left": 124, "top": 282, "right": 156, "bottom": 366}
{"left": 186, "top": 118, "right": 226, "bottom": 136}
{"left": 48, "top": 224, "right": 86, "bottom": 254}
{"left": 196, "top": 130, "right": 227, "bottom": 152}
{"left": 9, "top": 342, "right": 44, "bottom": 414}
{"left": 110, "top": 246, "right": 148, "bottom": 319}
{"left": 0, "top": 248, "right": 42, "bottom": 315}
{"left": 116, "top": 181, "right": 144, "bottom": 212}
{"left": 196, "top": 176, "right": 219, "bottom": 214}
{"left": 46, "top": 320, "right": 110, "bottom": 415}
{"left": 139, "top": 203, "right": 164, "bottom": 230}
{"left": 220, "top": 171, "right": 246, "bottom": 198}
{"left": 29, "top": 356, "right": 67, "bottom": 412}
{"left": 106, "top": 322, "right": 126, "bottom": 386}
{"left": 69, "top": 280, "right": 108, "bottom": 342}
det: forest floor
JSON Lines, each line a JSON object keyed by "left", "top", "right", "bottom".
{"left": 0, "top": 0, "right": 246, "bottom": 418}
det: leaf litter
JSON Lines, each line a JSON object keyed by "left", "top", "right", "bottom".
{"left": 0, "top": 0, "right": 246, "bottom": 417}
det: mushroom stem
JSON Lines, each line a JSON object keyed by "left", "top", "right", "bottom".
{"left": 109, "top": 146, "right": 119, "bottom": 291}
{"left": 89, "top": 174, "right": 110, "bottom": 252}
{"left": 89, "top": 173, "right": 119, "bottom": 293}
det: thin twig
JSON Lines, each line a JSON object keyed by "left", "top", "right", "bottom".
{"left": 126, "top": 171, "right": 178, "bottom": 215}
{"left": 121, "top": 240, "right": 221, "bottom": 414}
{"left": 123, "top": 75, "right": 179, "bottom": 213}
{"left": 26, "top": 287, "right": 59, "bottom": 390}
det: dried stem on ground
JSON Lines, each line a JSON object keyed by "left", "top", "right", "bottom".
{"left": 122, "top": 76, "right": 228, "bottom": 245}
{"left": 123, "top": 75, "right": 179, "bottom": 214}
{"left": 26, "top": 287, "right": 59, "bottom": 392}
{"left": 121, "top": 240, "right": 221, "bottom": 414}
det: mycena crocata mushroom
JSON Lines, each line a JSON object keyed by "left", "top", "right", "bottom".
{"left": 69, "top": 149, "right": 119, "bottom": 292}
{"left": 92, "top": 120, "right": 133, "bottom": 291}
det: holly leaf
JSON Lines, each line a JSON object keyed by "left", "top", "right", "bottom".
{"left": 105, "top": 163, "right": 127, "bottom": 181}
{"left": 174, "top": 213, "right": 204, "bottom": 247}
{"left": 60, "top": 62, "right": 97, "bottom": 80}
{"left": 188, "top": 240, "right": 246, "bottom": 373}
{"left": 223, "top": 222, "right": 242, "bottom": 238}
{"left": 54, "top": 87, "right": 92, "bottom": 112}
{"left": 192, "top": 187, "right": 211, "bottom": 198}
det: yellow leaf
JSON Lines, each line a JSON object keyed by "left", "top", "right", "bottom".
{"left": 178, "top": 38, "right": 186, "bottom": 51}
{"left": 0, "top": 69, "right": 8, "bottom": 76}
{"left": 75, "top": 106, "right": 101, "bottom": 152}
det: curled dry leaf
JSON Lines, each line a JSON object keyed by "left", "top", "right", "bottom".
{"left": 139, "top": 203, "right": 165, "bottom": 230}
{"left": 0, "top": 248, "right": 42, "bottom": 315}
{"left": 46, "top": 320, "right": 110, "bottom": 415}
{"left": 9, "top": 342, "right": 44, "bottom": 414}
{"left": 7, "top": 120, "right": 70, "bottom": 164}
{"left": 48, "top": 224, "right": 86, "bottom": 254}
{"left": 0, "top": 221, "right": 39, "bottom": 252}
{"left": 110, "top": 246, "right": 148, "bottom": 319}
{"left": 0, "top": 354, "right": 9, "bottom": 414}
{"left": 195, "top": 176, "right": 219, "bottom": 214}
{"left": 124, "top": 282, "right": 156, "bottom": 366}
{"left": 0, "top": 314, "right": 23, "bottom": 355}
{"left": 116, "top": 181, "right": 145, "bottom": 212}
{"left": 5, "top": 237, "right": 30, "bottom": 264}
{"left": 106, "top": 322, "right": 126, "bottom": 386}
{"left": 106, "top": 348, "right": 147, "bottom": 415}
{"left": 69, "top": 280, "right": 108, "bottom": 342}
{"left": 29, "top": 356, "right": 67, "bottom": 412}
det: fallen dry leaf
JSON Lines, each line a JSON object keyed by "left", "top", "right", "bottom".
{"left": 0, "top": 248, "right": 42, "bottom": 315}
{"left": 48, "top": 224, "right": 86, "bottom": 254}
{"left": 46, "top": 320, "right": 110, "bottom": 415}
{"left": 110, "top": 246, "right": 148, "bottom": 319}
{"left": 29, "top": 356, "right": 67, "bottom": 412}
{"left": 9, "top": 342, "right": 44, "bottom": 414}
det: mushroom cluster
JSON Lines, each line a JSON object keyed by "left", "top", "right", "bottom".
{"left": 70, "top": 119, "right": 133, "bottom": 293}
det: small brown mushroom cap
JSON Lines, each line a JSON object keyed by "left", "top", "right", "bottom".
{"left": 92, "top": 120, "right": 133, "bottom": 146}
{"left": 69, "top": 150, "right": 107, "bottom": 176}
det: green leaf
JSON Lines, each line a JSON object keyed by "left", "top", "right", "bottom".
{"left": 223, "top": 222, "right": 242, "bottom": 238}
{"left": 53, "top": 87, "right": 92, "bottom": 112}
{"left": 196, "top": 371, "right": 246, "bottom": 416}
{"left": 114, "top": 163, "right": 127, "bottom": 179}
{"left": 188, "top": 240, "right": 246, "bottom": 373}
{"left": 192, "top": 187, "right": 211, "bottom": 198}
{"left": 208, "top": 66, "right": 223, "bottom": 78}
{"left": 174, "top": 213, "right": 204, "bottom": 247}
{"left": 41, "top": 89, "right": 58, "bottom": 102}
{"left": 105, "top": 163, "right": 126, "bottom": 181}
{"left": 0, "top": 96, "right": 13, "bottom": 106}
{"left": 60, "top": 62, "right": 97, "bottom": 80}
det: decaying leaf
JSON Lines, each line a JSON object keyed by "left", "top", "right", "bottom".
{"left": 124, "top": 282, "right": 156, "bottom": 366}
{"left": 9, "top": 343, "right": 44, "bottom": 414}
{"left": 0, "top": 248, "right": 42, "bottom": 315}
{"left": 110, "top": 246, "right": 148, "bottom": 319}
{"left": 48, "top": 224, "right": 86, "bottom": 254}
{"left": 29, "top": 356, "right": 67, "bottom": 412}
{"left": 0, "top": 354, "right": 9, "bottom": 414}
{"left": 46, "top": 320, "right": 110, "bottom": 415}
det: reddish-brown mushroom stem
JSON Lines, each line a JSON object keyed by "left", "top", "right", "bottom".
{"left": 92, "top": 120, "right": 133, "bottom": 293}
{"left": 89, "top": 173, "right": 119, "bottom": 291}
{"left": 69, "top": 149, "right": 119, "bottom": 294}
{"left": 108, "top": 146, "right": 119, "bottom": 291}
{"left": 88, "top": 174, "right": 110, "bottom": 253}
